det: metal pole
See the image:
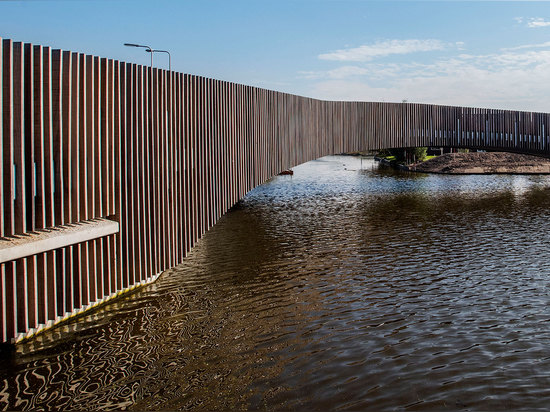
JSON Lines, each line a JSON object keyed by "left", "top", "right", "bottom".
{"left": 148, "top": 49, "right": 171, "bottom": 71}
{"left": 123, "top": 43, "right": 154, "bottom": 68}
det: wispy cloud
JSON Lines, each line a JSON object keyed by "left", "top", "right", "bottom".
{"left": 318, "top": 39, "right": 446, "bottom": 62}
{"left": 304, "top": 47, "right": 550, "bottom": 112}
{"left": 503, "top": 41, "right": 550, "bottom": 51}
{"left": 455, "top": 41, "right": 466, "bottom": 51}
{"left": 299, "top": 66, "right": 370, "bottom": 80}
{"left": 527, "top": 17, "right": 550, "bottom": 28}
{"left": 517, "top": 17, "right": 550, "bottom": 28}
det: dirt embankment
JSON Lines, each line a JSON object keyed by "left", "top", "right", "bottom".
{"left": 412, "top": 152, "right": 550, "bottom": 174}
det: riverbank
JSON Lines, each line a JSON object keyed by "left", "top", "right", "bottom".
{"left": 378, "top": 152, "right": 550, "bottom": 174}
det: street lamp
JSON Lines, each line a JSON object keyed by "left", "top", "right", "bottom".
{"left": 123, "top": 43, "right": 153, "bottom": 67}
{"left": 146, "top": 49, "right": 171, "bottom": 71}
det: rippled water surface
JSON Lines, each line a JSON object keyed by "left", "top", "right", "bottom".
{"left": 3, "top": 156, "right": 550, "bottom": 411}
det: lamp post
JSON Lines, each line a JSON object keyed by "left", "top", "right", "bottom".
{"left": 123, "top": 43, "right": 153, "bottom": 67}
{"left": 146, "top": 49, "right": 171, "bottom": 71}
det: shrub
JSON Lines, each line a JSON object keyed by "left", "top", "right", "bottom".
{"left": 413, "top": 147, "right": 427, "bottom": 162}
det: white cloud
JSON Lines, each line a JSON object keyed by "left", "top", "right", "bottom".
{"left": 299, "top": 65, "right": 370, "bottom": 80}
{"left": 455, "top": 41, "right": 466, "bottom": 50}
{"left": 503, "top": 41, "right": 550, "bottom": 51}
{"left": 327, "top": 66, "right": 370, "bottom": 78}
{"left": 526, "top": 17, "right": 550, "bottom": 28}
{"left": 318, "top": 39, "right": 446, "bottom": 62}
{"left": 514, "top": 16, "right": 550, "bottom": 29}
{"left": 304, "top": 48, "right": 550, "bottom": 112}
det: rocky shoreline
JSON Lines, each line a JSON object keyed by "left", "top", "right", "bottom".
{"left": 382, "top": 152, "right": 550, "bottom": 174}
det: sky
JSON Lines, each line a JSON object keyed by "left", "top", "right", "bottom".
{"left": 1, "top": 0, "right": 550, "bottom": 112}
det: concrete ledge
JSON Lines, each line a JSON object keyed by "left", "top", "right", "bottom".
{"left": 0, "top": 218, "right": 120, "bottom": 264}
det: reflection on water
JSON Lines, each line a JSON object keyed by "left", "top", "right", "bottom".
{"left": 2, "top": 156, "right": 550, "bottom": 410}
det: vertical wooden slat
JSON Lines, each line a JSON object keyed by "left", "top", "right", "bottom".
{"left": 143, "top": 66, "right": 153, "bottom": 277}
{"left": 100, "top": 58, "right": 109, "bottom": 219}
{"left": 175, "top": 74, "right": 181, "bottom": 260}
{"left": 184, "top": 74, "right": 192, "bottom": 254}
{"left": 148, "top": 66, "right": 158, "bottom": 278}
{"left": 170, "top": 72, "right": 177, "bottom": 266}
{"left": 133, "top": 64, "right": 143, "bottom": 282}
{"left": 124, "top": 62, "right": 134, "bottom": 288}
{"left": 78, "top": 54, "right": 88, "bottom": 221}
{"left": 23, "top": 44, "right": 34, "bottom": 234}
{"left": 12, "top": 42, "right": 24, "bottom": 237}
{"left": 94, "top": 56, "right": 102, "bottom": 219}
{"left": 93, "top": 65, "right": 103, "bottom": 303}
{"left": 159, "top": 69, "right": 167, "bottom": 272}
{"left": 78, "top": 53, "right": 89, "bottom": 306}
{"left": 24, "top": 44, "right": 39, "bottom": 330}
{"left": 85, "top": 55, "right": 95, "bottom": 220}
{"left": 12, "top": 42, "right": 28, "bottom": 333}
{"left": 108, "top": 60, "right": 115, "bottom": 215}
{"left": 161, "top": 70, "right": 169, "bottom": 270}
{"left": 71, "top": 52, "right": 80, "bottom": 225}
{"left": 70, "top": 52, "right": 81, "bottom": 309}
{"left": 42, "top": 46, "right": 56, "bottom": 323}
{"left": 190, "top": 75, "right": 197, "bottom": 250}
{"left": 33, "top": 45, "right": 45, "bottom": 231}
{"left": 51, "top": 49, "right": 63, "bottom": 229}
{"left": 4, "top": 263, "right": 15, "bottom": 340}
{"left": 55, "top": 248, "right": 64, "bottom": 317}
{"left": 113, "top": 60, "right": 123, "bottom": 292}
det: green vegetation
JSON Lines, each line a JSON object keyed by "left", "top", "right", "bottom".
{"left": 381, "top": 155, "right": 396, "bottom": 161}
{"left": 412, "top": 147, "right": 427, "bottom": 162}
{"left": 376, "top": 147, "right": 429, "bottom": 164}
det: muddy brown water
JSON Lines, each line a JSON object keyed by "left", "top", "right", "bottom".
{"left": 2, "top": 156, "right": 550, "bottom": 411}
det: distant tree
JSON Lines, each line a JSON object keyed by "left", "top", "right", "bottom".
{"left": 413, "top": 147, "right": 427, "bottom": 162}
{"left": 378, "top": 147, "right": 428, "bottom": 164}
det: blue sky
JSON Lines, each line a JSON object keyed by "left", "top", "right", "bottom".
{"left": 2, "top": 1, "right": 550, "bottom": 111}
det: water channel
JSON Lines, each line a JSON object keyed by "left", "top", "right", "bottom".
{"left": 2, "top": 155, "right": 550, "bottom": 411}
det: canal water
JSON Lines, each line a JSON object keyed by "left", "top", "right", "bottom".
{"left": 2, "top": 155, "right": 550, "bottom": 411}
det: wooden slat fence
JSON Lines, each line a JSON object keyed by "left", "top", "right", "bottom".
{"left": 1, "top": 37, "right": 550, "bottom": 343}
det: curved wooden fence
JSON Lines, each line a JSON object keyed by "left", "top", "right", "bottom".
{"left": 1, "top": 37, "right": 550, "bottom": 343}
